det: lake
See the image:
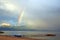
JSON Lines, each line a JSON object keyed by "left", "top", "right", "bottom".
{"left": 0, "top": 31, "right": 60, "bottom": 40}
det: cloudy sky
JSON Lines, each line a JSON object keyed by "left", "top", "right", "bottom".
{"left": 0, "top": 0, "right": 60, "bottom": 30}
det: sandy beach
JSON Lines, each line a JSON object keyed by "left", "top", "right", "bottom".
{"left": 0, "top": 35, "right": 46, "bottom": 40}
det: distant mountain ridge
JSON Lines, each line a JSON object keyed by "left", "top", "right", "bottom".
{"left": 0, "top": 26, "right": 59, "bottom": 32}
{"left": 0, "top": 27, "right": 16, "bottom": 31}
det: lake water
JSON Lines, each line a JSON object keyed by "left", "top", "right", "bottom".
{"left": 0, "top": 26, "right": 60, "bottom": 40}
{"left": 0, "top": 31, "right": 60, "bottom": 40}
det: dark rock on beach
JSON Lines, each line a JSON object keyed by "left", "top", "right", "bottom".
{"left": 45, "top": 34, "right": 56, "bottom": 36}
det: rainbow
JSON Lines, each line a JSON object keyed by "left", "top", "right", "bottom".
{"left": 17, "top": 8, "right": 25, "bottom": 26}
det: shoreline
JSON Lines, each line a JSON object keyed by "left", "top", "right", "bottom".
{"left": 0, "top": 35, "right": 46, "bottom": 40}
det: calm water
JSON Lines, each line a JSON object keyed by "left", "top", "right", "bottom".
{"left": 0, "top": 31, "right": 60, "bottom": 40}
{"left": 0, "top": 26, "right": 60, "bottom": 40}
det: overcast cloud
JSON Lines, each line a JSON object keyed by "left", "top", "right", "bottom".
{"left": 0, "top": 0, "right": 60, "bottom": 30}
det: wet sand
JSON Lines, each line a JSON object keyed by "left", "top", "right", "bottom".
{"left": 0, "top": 35, "right": 45, "bottom": 40}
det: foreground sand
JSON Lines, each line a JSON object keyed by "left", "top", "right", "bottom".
{"left": 0, "top": 35, "right": 46, "bottom": 40}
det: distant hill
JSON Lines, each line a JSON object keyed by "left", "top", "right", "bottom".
{"left": 0, "top": 26, "right": 16, "bottom": 31}
{"left": 0, "top": 26, "right": 59, "bottom": 32}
